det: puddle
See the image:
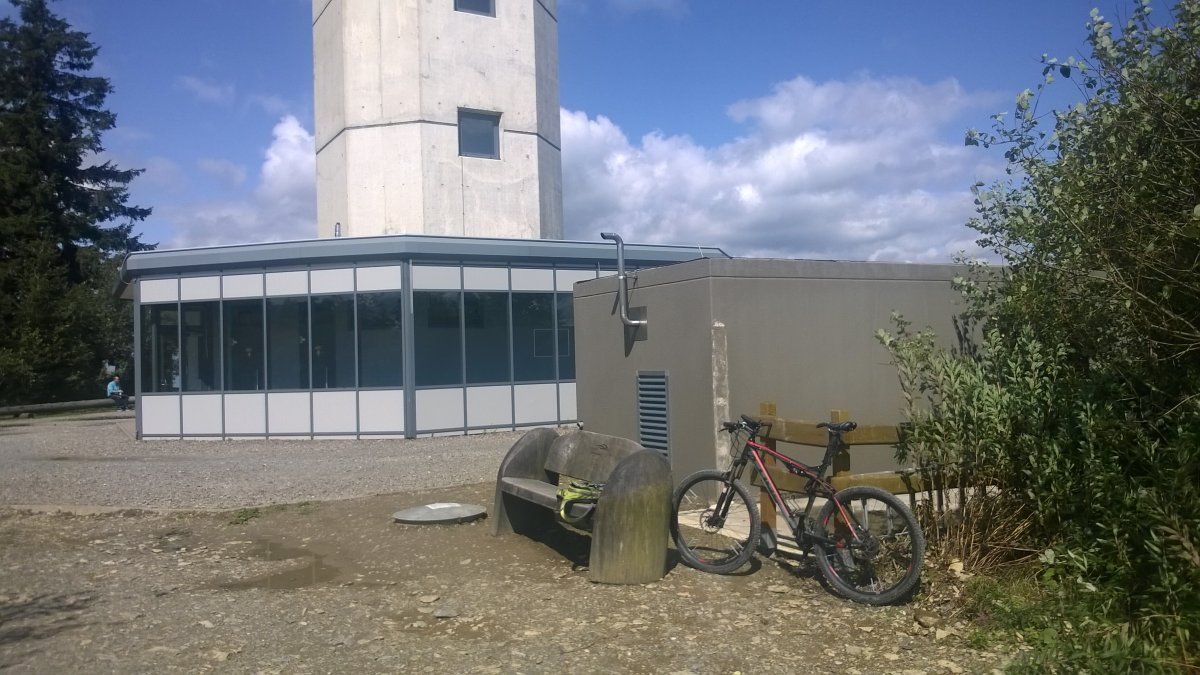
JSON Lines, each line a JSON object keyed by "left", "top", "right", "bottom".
{"left": 218, "top": 540, "right": 343, "bottom": 590}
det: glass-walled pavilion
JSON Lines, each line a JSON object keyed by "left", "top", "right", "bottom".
{"left": 116, "top": 234, "right": 727, "bottom": 439}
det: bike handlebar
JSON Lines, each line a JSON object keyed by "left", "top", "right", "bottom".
{"left": 720, "top": 415, "right": 765, "bottom": 434}
{"left": 721, "top": 416, "right": 858, "bottom": 435}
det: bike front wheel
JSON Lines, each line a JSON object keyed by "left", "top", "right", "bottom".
{"left": 671, "top": 470, "right": 760, "bottom": 574}
{"left": 812, "top": 485, "right": 925, "bottom": 605}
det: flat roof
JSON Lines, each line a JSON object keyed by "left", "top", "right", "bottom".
{"left": 115, "top": 234, "right": 729, "bottom": 299}
{"left": 575, "top": 257, "right": 974, "bottom": 298}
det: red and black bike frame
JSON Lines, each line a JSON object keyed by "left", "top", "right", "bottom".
{"left": 719, "top": 427, "right": 861, "bottom": 550}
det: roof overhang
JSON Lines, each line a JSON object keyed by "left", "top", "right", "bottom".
{"left": 113, "top": 233, "right": 729, "bottom": 300}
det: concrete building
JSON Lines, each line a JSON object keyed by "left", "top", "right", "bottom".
{"left": 115, "top": 236, "right": 726, "bottom": 439}
{"left": 313, "top": 0, "right": 562, "bottom": 240}
{"left": 572, "top": 258, "right": 967, "bottom": 478}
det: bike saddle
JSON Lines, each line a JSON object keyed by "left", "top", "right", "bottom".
{"left": 817, "top": 421, "right": 858, "bottom": 433}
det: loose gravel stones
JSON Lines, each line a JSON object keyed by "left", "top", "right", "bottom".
{"left": 0, "top": 412, "right": 524, "bottom": 510}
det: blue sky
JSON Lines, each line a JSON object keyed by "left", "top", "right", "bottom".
{"left": 5, "top": 0, "right": 1142, "bottom": 260}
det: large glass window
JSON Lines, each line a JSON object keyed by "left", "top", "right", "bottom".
{"left": 223, "top": 299, "right": 264, "bottom": 391}
{"left": 464, "top": 292, "right": 509, "bottom": 384}
{"left": 140, "top": 304, "right": 179, "bottom": 393}
{"left": 311, "top": 295, "right": 356, "bottom": 389}
{"left": 267, "top": 297, "right": 309, "bottom": 390}
{"left": 458, "top": 109, "right": 500, "bottom": 159}
{"left": 414, "top": 291, "right": 462, "bottom": 386}
{"left": 556, "top": 293, "right": 575, "bottom": 381}
{"left": 358, "top": 292, "right": 404, "bottom": 387}
{"left": 512, "top": 292, "right": 555, "bottom": 382}
{"left": 181, "top": 301, "right": 220, "bottom": 392}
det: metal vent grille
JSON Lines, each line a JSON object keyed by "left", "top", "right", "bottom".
{"left": 636, "top": 371, "right": 669, "bottom": 455}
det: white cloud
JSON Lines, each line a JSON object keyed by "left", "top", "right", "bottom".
{"left": 177, "top": 75, "right": 236, "bottom": 105}
{"left": 166, "top": 116, "right": 315, "bottom": 248}
{"left": 561, "top": 74, "right": 1004, "bottom": 262}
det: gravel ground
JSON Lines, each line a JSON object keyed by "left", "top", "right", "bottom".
{"left": 0, "top": 410, "right": 1015, "bottom": 673}
{"left": 0, "top": 411, "right": 523, "bottom": 510}
{"left": 0, "top": 484, "right": 1010, "bottom": 674}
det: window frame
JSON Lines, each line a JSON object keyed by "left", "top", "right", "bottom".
{"left": 265, "top": 296, "right": 311, "bottom": 391}
{"left": 457, "top": 108, "right": 501, "bottom": 160}
{"left": 310, "top": 293, "right": 357, "bottom": 390}
{"left": 453, "top": 0, "right": 495, "bottom": 17}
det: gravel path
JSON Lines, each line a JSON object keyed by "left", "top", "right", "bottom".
{"left": 0, "top": 411, "right": 523, "bottom": 510}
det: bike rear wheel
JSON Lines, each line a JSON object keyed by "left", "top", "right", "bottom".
{"left": 812, "top": 485, "right": 925, "bottom": 605}
{"left": 671, "top": 470, "right": 760, "bottom": 574}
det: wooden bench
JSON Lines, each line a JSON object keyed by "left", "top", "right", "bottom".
{"left": 491, "top": 428, "right": 672, "bottom": 585}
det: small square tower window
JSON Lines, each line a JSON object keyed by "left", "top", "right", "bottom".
{"left": 455, "top": 0, "right": 495, "bottom": 17}
{"left": 459, "top": 109, "right": 501, "bottom": 159}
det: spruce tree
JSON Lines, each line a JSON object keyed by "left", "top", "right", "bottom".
{"left": 0, "top": 0, "right": 151, "bottom": 404}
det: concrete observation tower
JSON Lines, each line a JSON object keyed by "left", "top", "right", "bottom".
{"left": 312, "top": 0, "right": 563, "bottom": 239}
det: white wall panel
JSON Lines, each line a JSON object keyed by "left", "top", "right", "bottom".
{"left": 222, "top": 274, "right": 264, "bottom": 299}
{"left": 412, "top": 265, "right": 461, "bottom": 290}
{"left": 141, "top": 395, "right": 181, "bottom": 435}
{"left": 514, "top": 383, "right": 557, "bottom": 424}
{"left": 224, "top": 393, "right": 266, "bottom": 434}
{"left": 310, "top": 268, "right": 355, "bottom": 294}
{"left": 558, "top": 382, "right": 577, "bottom": 422}
{"left": 416, "top": 388, "right": 465, "bottom": 431}
{"left": 268, "top": 392, "right": 311, "bottom": 435}
{"left": 313, "top": 391, "right": 357, "bottom": 433}
{"left": 179, "top": 276, "right": 221, "bottom": 301}
{"left": 359, "top": 389, "right": 405, "bottom": 433}
{"left": 181, "top": 395, "right": 222, "bottom": 435}
{"left": 140, "top": 279, "right": 178, "bottom": 304}
{"left": 463, "top": 267, "right": 509, "bottom": 291}
{"left": 555, "top": 269, "right": 596, "bottom": 291}
{"left": 511, "top": 268, "right": 554, "bottom": 291}
{"left": 266, "top": 271, "right": 309, "bottom": 296}
{"left": 356, "top": 265, "right": 404, "bottom": 291}
{"left": 467, "top": 385, "right": 512, "bottom": 427}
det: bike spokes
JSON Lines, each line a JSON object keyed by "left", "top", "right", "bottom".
{"left": 674, "top": 478, "right": 756, "bottom": 569}
{"left": 818, "top": 493, "right": 918, "bottom": 598}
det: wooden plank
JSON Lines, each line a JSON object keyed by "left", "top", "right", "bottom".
{"left": 830, "top": 471, "right": 925, "bottom": 495}
{"left": 751, "top": 416, "right": 901, "bottom": 447}
{"left": 752, "top": 465, "right": 927, "bottom": 496}
{"left": 758, "top": 438, "right": 778, "bottom": 539}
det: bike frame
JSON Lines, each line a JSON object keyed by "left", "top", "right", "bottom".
{"left": 722, "top": 428, "right": 861, "bottom": 549}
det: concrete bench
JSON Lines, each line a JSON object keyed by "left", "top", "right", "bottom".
{"left": 491, "top": 428, "right": 672, "bottom": 584}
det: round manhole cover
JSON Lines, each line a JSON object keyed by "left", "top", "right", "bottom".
{"left": 392, "top": 502, "right": 487, "bottom": 525}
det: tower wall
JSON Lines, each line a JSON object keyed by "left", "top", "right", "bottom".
{"left": 313, "top": 0, "right": 562, "bottom": 239}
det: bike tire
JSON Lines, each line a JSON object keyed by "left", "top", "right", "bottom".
{"left": 671, "top": 470, "right": 760, "bottom": 574}
{"left": 812, "top": 485, "right": 925, "bottom": 605}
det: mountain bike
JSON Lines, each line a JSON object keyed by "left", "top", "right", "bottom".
{"left": 671, "top": 414, "right": 924, "bottom": 605}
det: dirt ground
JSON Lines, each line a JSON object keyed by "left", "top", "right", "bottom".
{"left": 0, "top": 482, "right": 1010, "bottom": 674}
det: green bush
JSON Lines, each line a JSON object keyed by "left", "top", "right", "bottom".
{"left": 880, "top": 1, "right": 1200, "bottom": 669}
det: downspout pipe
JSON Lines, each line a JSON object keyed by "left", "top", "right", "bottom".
{"left": 600, "top": 232, "right": 648, "bottom": 328}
